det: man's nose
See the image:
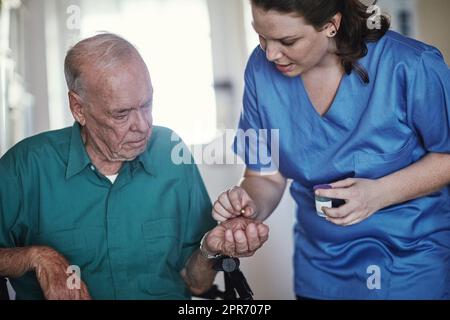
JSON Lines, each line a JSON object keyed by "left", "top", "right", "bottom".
{"left": 130, "top": 109, "right": 151, "bottom": 132}
{"left": 265, "top": 41, "right": 283, "bottom": 62}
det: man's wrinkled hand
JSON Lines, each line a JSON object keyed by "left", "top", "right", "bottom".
{"left": 205, "top": 217, "right": 269, "bottom": 258}
{"left": 30, "top": 246, "right": 91, "bottom": 300}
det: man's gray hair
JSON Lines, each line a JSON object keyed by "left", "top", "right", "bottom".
{"left": 64, "top": 33, "right": 140, "bottom": 98}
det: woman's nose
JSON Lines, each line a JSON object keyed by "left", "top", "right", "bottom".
{"left": 265, "top": 41, "right": 283, "bottom": 62}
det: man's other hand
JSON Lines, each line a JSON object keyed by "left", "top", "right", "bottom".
{"left": 205, "top": 217, "right": 269, "bottom": 258}
{"left": 29, "top": 246, "right": 91, "bottom": 300}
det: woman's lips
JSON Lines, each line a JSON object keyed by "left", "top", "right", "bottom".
{"left": 275, "top": 63, "right": 295, "bottom": 73}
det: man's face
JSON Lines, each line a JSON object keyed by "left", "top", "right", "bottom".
{"left": 81, "top": 57, "right": 153, "bottom": 162}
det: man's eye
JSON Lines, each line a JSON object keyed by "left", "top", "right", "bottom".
{"left": 114, "top": 113, "right": 128, "bottom": 120}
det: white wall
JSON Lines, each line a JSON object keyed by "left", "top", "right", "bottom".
{"left": 6, "top": 279, "right": 15, "bottom": 300}
{"left": 22, "top": 0, "right": 51, "bottom": 135}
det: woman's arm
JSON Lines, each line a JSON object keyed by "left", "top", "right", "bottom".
{"left": 379, "top": 152, "right": 450, "bottom": 207}
{"left": 240, "top": 169, "right": 288, "bottom": 221}
{"left": 317, "top": 152, "right": 450, "bottom": 226}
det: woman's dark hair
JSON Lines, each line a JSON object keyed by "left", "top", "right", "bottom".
{"left": 251, "top": 0, "right": 390, "bottom": 84}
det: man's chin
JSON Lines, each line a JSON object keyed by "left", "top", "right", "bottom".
{"left": 117, "top": 153, "right": 142, "bottom": 162}
{"left": 111, "top": 149, "right": 145, "bottom": 162}
{"left": 111, "top": 139, "right": 150, "bottom": 161}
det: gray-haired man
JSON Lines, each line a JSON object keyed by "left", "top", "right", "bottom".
{"left": 0, "top": 34, "right": 269, "bottom": 299}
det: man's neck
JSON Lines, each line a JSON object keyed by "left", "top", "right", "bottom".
{"left": 81, "top": 128, "right": 123, "bottom": 176}
{"left": 86, "top": 145, "right": 123, "bottom": 176}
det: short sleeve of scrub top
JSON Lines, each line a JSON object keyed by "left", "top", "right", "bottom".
{"left": 406, "top": 49, "right": 450, "bottom": 153}
{"left": 233, "top": 50, "right": 281, "bottom": 174}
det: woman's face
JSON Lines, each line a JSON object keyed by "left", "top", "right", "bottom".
{"left": 252, "top": 5, "right": 336, "bottom": 77}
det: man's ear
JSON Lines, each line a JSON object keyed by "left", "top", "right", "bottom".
{"left": 68, "top": 91, "right": 86, "bottom": 126}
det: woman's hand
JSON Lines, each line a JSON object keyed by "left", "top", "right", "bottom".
{"left": 315, "top": 178, "right": 384, "bottom": 226}
{"left": 212, "top": 186, "right": 258, "bottom": 222}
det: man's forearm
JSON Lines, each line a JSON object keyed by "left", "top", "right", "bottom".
{"left": 240, "top": 175, "right": 287, "bottom": 221}
{"left": 378, "top": 153, "right": 450, "bottom": 208}
{"left": 0, "top": 247, "right": 35, "bottom": 278}
{"left": 182, "top": 249, "right": 217, "bottom": 295}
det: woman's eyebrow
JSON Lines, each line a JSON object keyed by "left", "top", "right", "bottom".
{"left": 252, "top": 21, "right": 301, "bottom": 39}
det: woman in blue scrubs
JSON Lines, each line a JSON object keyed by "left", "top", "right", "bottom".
{"left": 211, "top": 0, "right": 450, "bottom": 299}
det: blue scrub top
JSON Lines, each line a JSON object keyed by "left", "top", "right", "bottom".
{"left": 234, "top": 31, "right": 450, "bottom": 299}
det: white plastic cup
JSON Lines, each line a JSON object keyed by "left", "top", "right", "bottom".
{"left": 313, "top": 184, "right": 333, "bottom": 218}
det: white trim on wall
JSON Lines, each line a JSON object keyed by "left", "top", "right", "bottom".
{"left": 207, "top": 0, "right": 248, "bottom": 133}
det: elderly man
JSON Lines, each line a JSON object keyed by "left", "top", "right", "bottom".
{"left": 0, "top": 34, "right": 269, "bottom": 300}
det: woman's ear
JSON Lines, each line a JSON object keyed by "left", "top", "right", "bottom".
{"left": 68, "top": 91, "right": 86, "bottom": 126}
{"left": 326, "top": 12, "right": 342, "bottom": 37}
